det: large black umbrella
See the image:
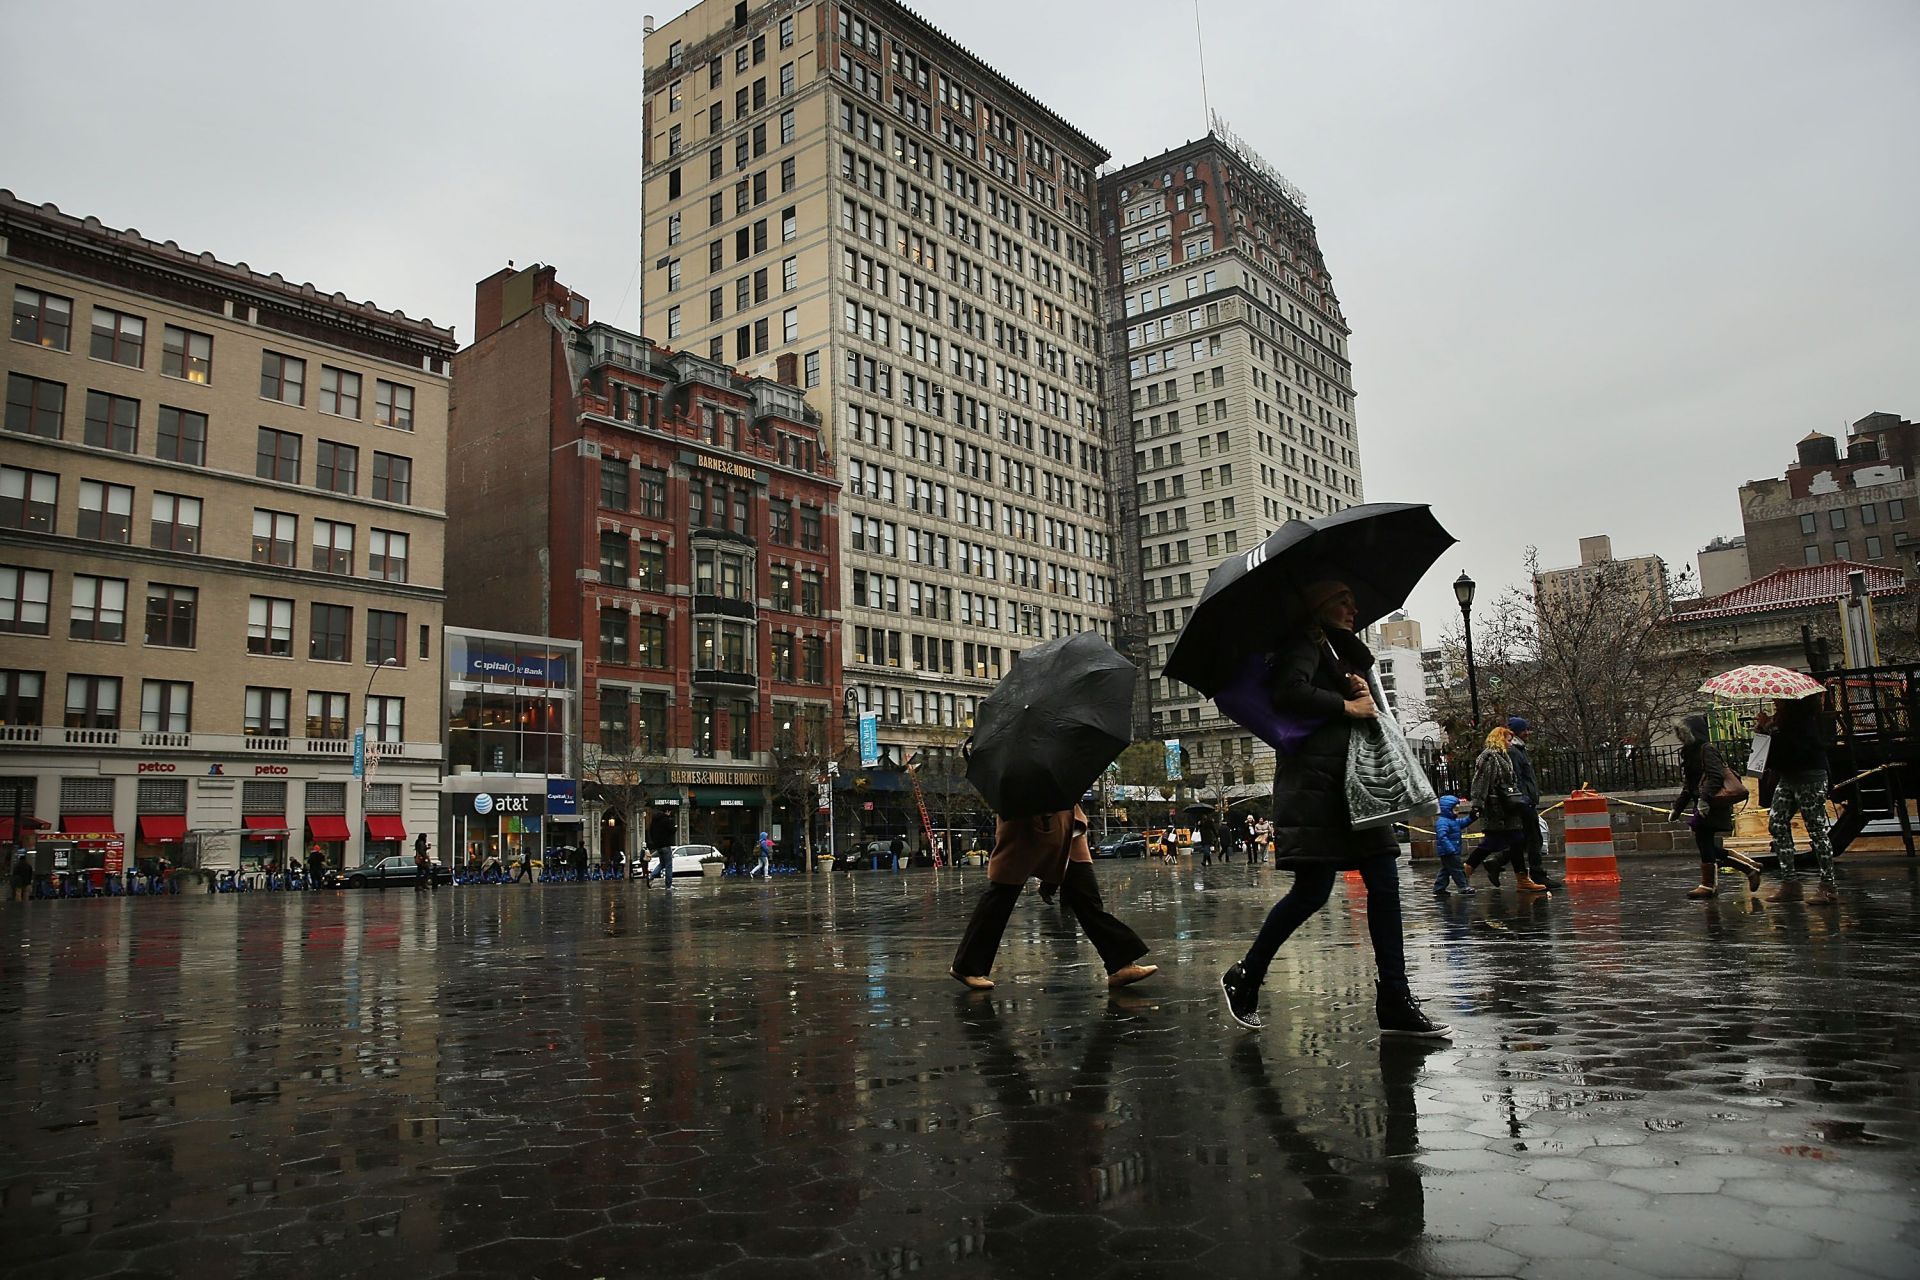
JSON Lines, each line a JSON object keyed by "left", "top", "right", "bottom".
{"left": 1164, "top": 503, "right": 1456, "bottom": 697}
{"left": 966, "top": 632, "right": 1136, "bottom": 819}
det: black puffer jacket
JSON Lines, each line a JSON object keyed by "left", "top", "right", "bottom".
{"left": 1765, "top": 699, "right": 1831, "bottom": 775}
{"left": 1674, "top": 713, "right": 1737, "bottom": 834}
{"left": 1266, "top": 628, "right": 1401, "bottom": 869}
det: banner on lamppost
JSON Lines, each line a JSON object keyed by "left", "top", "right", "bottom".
{"left": 352, "top": 729, "right": 366, "bottom": 779}
{"left": 817, "top": 782, "right": 831, "bottom": 812}
{"left": 858, "top": 712, "right": 880, "bottom": 767}
{"left": 1164, "top": 738, "right": 1183, "bottom": 781}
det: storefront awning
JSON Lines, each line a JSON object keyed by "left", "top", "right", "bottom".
{"left": 0, "top": 816, "right": 50, "bottom": 841}
{"left": 690, "top": 786, "right": 765, "bottom": 807}
{"left": 243, "top": 816, "right": 290, "bottom": 840}
{"left": 137, "top": 815, "right": 186, "bottom": 843}
{"left": 305, "top": 815, "right": 351, "bottom": 842}
{"left": 365, "top": 815, "right": 407, "bottom": 842}
{"left": 63, "top": 814, "right": 118, "bottom": 835}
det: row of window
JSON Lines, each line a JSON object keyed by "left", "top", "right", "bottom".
{"left": 597, "top": 458, "right": 828, "bottom": 551}
{"left": 597, "top": 685, "right": 765, "bottom": 762}
{"left": 1797, "top": 499, "right": 1908, "bottom": 536}
{"left": 0, "top": 667, "right": 403, "bottom": 742}
{"left": 11, "top": 287, "right": 416, "bottom": 427}
{"left": 0, "top": 565, "right": 420, "bottom": 667}
{"left": 595, "top": 604, "right": 828, "bottom": 682}
{"left": 0, "top": 466, "right": 410, "bottom": 582}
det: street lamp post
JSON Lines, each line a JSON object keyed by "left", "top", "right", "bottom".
{"left": 1453, "top": 572, "right": 1481, "bottom": 730}
{"left": 360, "top": 657, "right": 399, "bottom": 871}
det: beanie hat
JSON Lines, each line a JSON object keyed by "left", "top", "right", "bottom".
{"left": 1507, "top": 716, "right": 1531, "bottom": 734}
{"left": 1300, "top": 580, "right": 1350, "bottom": 612}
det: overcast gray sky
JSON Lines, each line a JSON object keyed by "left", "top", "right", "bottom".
{"left": 5, "top": 0, "right": 1916, "bottom": 634}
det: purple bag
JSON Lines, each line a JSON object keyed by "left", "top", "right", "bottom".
{"left": 1212, "top": 650, "right": 1328, "bottom": 756}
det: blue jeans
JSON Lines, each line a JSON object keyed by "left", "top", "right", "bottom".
{"left": 1433, "top": 854, "right": 1469, "bottom": 892}
{"left": 1241, "top": 853, "right": 1408, "bottom": 992}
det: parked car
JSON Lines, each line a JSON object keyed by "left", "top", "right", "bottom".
{"left": 836, "top": 839, "right": 898, "bottom": 870}
{"left": 326, "top": 855, "right": 451, "bottom": 889}
{"left": 1097, "top": 836, "right": 1147, "bottom": 859}
{"left": 644, "top": 844, "right": 719, "bottom": 877}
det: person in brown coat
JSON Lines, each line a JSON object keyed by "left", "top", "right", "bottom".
{"left": 950, "top": 804, "right": 1157, "bottom": 991}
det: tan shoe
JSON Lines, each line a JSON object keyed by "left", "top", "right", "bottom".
{"left": 1516, "top": 877, "right": 1552, "bottom": 893}
{"left": 950, "top": 969, "right": 994, "bottom": 991}
{"left": 1804, "top": 882, "right": 1838, "bottom": 906}
{"left": 1107, "top": 963, "right": 1159, "bottom": 989}
{"left": 1765, "top": 879, "right": 1802, "bottom": 904}
{"left": 1686, "top": 884, "right": 1716, "bottom": 899}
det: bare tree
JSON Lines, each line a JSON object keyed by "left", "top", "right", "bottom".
{"left": 581, "top": 740, "right": 660, "bottom": 864}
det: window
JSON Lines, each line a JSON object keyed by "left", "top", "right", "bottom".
{"left": 783, "top": 307, "right": 798, "bottom": 342}
{"left": 0, "top": 467, "right": 57, "bottom": 535}
{"left": 312, "top": 519, "right": 354, "bottom": 574}
{"left": 729, "top": 696, "right": 753, "bottom": 757}
{"left": 768, "top": 498, "right": 793, "bottom": 545}
{"left": 141, "top": 680, "right": 192, "bottom": 733}
{"left": 244, "top": 687, "right": 291, "bottom": 737}
{"left": 368, "top": 529, "right": 409, "bottom": 583}
{"left": 150, "top": 492, "right": 201, "bottom": 552}
{"left": 0, "top": 669, "right": 43, "bottom": 726}
{"left": 156, "top": 406, "right": 206, "bottom": 464}
{"left": 598, "top": 685, "right": 630, "bottom": 753}
{"left": 371, "top": 452, "right": 411, "bottom": 504}
{"left": 599, "top": 531, "right": 629, "bottom": 582}
{"left": 319, "top": 365, "right": 361, "bottom": 418}
{"left": 781, "top": 206, "right": 798, "bottom": 243}
{"left": 781, "top": 156, "right": 796, "bottom": 191}
{"left": 144, "top": 584, "right": 197, "bottom": 648}
{"left": 668, "top": 124, "right": 682, "bottom": 155}
{"left": 77, "top": 480, "right": 133, "bottom": 543}
{"left": 692, "top": 696, "right": 715, "bottom": 757}
{"left": 1804, "top": 545, "right": 1821, "bottom": 565}
{"left": 307, "top": 692, "right": 349, "bottom": 740}
{"left": 374, "top": 380, "right": 414, "bottom": 430}
{"left": 5, "top": 373, "right": 65, "bottom": 437}
{"left": 600, "top": 607, "right": 629, "bottom": 664}
{"left": 83, "top": 390, "right": 138, "bottom": 451}
{"left": 1830, "top": 509, "right": 1847, "bottom": 531}
{"left": 783, "top": 255, "right": 798, "bottom": 291}
{"left": 90, "top": 307, "right": 144, "bottom": 366}
{"left": 668, "top": 215, "right": 682, "bottom": 248}
{"left": 634, "top": 541, "right": 667, "bottom": 592}
{"left": 804, "top": 350, "right": 820, "bottom": 387}
{"left": 365, "top": 695, "right": 404, "bottom": 744}
{"left": 257, "top": 427, "right": 302, "bottom": 482}
{"left": 799, "top": 505, "right": 822, "bottom": 550}
{"left": 600, "top": 458, "right": 629, "bottom": 509}
{"left": 69, "top": 575, "right": 128, "bottom": 642}
{"left": 637, "top": 466, "right": 667, "bottom": 517}
{"left": 366, "top": 610, "right": 405, "bottom": 665}
{"left": 668, "top": 305, "right": 682, "bottom": 338}
{"left": 636, "top": 614, "right": 667, "bottom": 668}
{"left": 1, "top": 567, "right": 53, "bottom": 634}
{"left": 261, "top": 351, "right": 306, "bottom": 404}
{"left": 1892, "top": 498, "right": 1908, "bottom": 522}
{"left": 65, "top": 675, "right": 121, "bottom": 730}
{"left": 11, "top": 286, "right": 72, "bottom": 350}
{"left": 779, "top": 12, "right": 794, "bottom": 46}
{"left": 252, "top": 509, "right": 297, "bottom": 565}
{"left": 310, "top": 603, "right": 351, "bottom": 662}
{"left": 316, "top": 440, "right": 358, "bottom": 493}
{"left": 780, "top": 108, "right": 796, "bottom": 144}
{"left": 1861, "top": 503, "right": 1879, "bottom": 526}
{"left": 1867, "top": 535, "right": 1883, "bottom": 559}
{"left": 162, "top": 325, "right": 212, "bottom": 383}
{"left": 247, "top": 596, "right": 294, "bottom": 656}
{"left": 780, "top": 62, "right": 795, "bottom": 95}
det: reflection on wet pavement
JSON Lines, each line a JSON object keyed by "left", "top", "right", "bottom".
{"left": 3, "top": 861, "right": 1918, "bottom": 1277}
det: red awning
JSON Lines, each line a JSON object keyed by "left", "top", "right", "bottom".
{"left": 62, "top": 815, "right": 118, "bottom": 835}
{"left": 305, "top": 815, "right": 351, "bottom": 842}
{"left": 137, "top": 815, "right": 187, "bottom": 843}
{"left": 365, "top": 815, "right": 407, "bottom": 842}
{"left": 0, "top": 816, "right": 50, "bottom": 841}
{"left": 243, "top": 816, "right": 290, "bottom": 839}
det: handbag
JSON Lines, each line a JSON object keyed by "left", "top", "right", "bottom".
{"left": 1707, "top": 764, "right": 1748, "bottom": 808}
{"left": 1212, "top": 649, "right": 1327, "bottom": 755}
{"left": 1345, "top": 672, "right": 1439, "bottom": 830}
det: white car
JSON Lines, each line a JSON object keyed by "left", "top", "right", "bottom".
{"left": 646, "top": 844, "right": 719, "bottom": 877}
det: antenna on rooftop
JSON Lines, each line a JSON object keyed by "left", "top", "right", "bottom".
{"left": 1193, "top": 0, "right": 1213, "bottom": 133}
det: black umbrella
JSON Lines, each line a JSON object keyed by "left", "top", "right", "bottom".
{"left": 966, "top": 632, "right": 1136, "bottom": 819}
{"left": 1182, "top": 802, "right": 1216, "bottom": 815}
{"left": 1164, "top": 503, "right": 1456, "bottom": 697}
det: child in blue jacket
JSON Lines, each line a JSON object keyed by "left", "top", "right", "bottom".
{"left": 1433, "top": 794, "right": 1476, "bottom": 895}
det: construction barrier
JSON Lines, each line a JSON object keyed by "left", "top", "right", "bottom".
{"left": 1562, "top": 788, "right": 1618, "bottom": 881}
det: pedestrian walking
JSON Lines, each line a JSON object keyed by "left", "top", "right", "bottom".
{"left": 1431, "top": 795, "right": 1475, "bottom": 895}
{"left": 753, "top": 830, "right": 774, "bottom": 878}
{"left": 513, "top": 847, "right": 532, "bottom": 883}
{"left": 1502, "top": 719, "right": 1561, "bottom": 890}
{"left": 1671, "top": 713, "right": 1766, "bottom": 899}
{"left": 950, "top": 804, "right": 1157, "bottom": 992}
{"left": 1757, "top": 696, "right": 1837, "bottom": 905}
{"left": 1218, "top": 580, "right": 1450, "bottom": 1038}
{"left": 1465, "top": 726, "right": 1526, "bottom": 887}
{"left": 1196, "top": 812, "right": 1215, "bottom": 867}
{"left": 307, "top": 844, "right": 326, "bottom": 890}
{"left": 647, "top": 808, "right": 676, "bottom": 888}
{"left": 413, "top": 838, "right": 436, "bottom": 893}
{"left": 10, "top": 850, "right": 32, "bottom": 902}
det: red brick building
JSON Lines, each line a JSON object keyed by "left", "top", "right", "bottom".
{"left": 447, "top": 266, "right": 840, "bottom": 862}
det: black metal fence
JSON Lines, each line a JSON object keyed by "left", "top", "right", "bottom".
{"left": 1413, "top": 742, "right": 1689, "bottom": 800}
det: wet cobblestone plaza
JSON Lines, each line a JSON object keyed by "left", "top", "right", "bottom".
{"left": 4, "top": 859, "right": 1919, "bottom": 1279}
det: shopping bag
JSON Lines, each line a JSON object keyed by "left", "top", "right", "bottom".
{"left": 1746, "top": 733, "right": 1771, "bottom": 774}
{"left": 1345, "top": 672, "right": 1439, "bottom": 830}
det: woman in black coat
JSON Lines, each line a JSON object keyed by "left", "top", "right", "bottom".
{"left": 1220, "top": 580, "right": 1449, "bottom": 1039}
{"left": 1671, "top": 713, "right": 1766, "bottom": 899}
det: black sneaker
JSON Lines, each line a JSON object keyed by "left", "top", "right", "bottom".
{"left": 1536, "top": 876, "right": 1563, "bottom": 891}
{"left": 1377, "top": 987, "right": 1451, "bottom": 1040}
{"left": 1221, "top": 963, "right": 1262, "bottom": 1029}
{"left": 1483, "top": 860, "right": 1504, "bottom": 887}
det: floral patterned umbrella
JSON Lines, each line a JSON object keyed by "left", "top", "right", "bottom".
{"left": 1698, "top": 665, "right": 1825, "bottom": 701}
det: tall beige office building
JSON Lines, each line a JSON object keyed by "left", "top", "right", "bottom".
{"left": 1097, "top": 130, "right": 1365, "bottom": 796}
{"left": 1, "top": 192, "right": 453, "bottom": 876}
{"left": 641, "top": 0, "right": 1117, "bottom": 767}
